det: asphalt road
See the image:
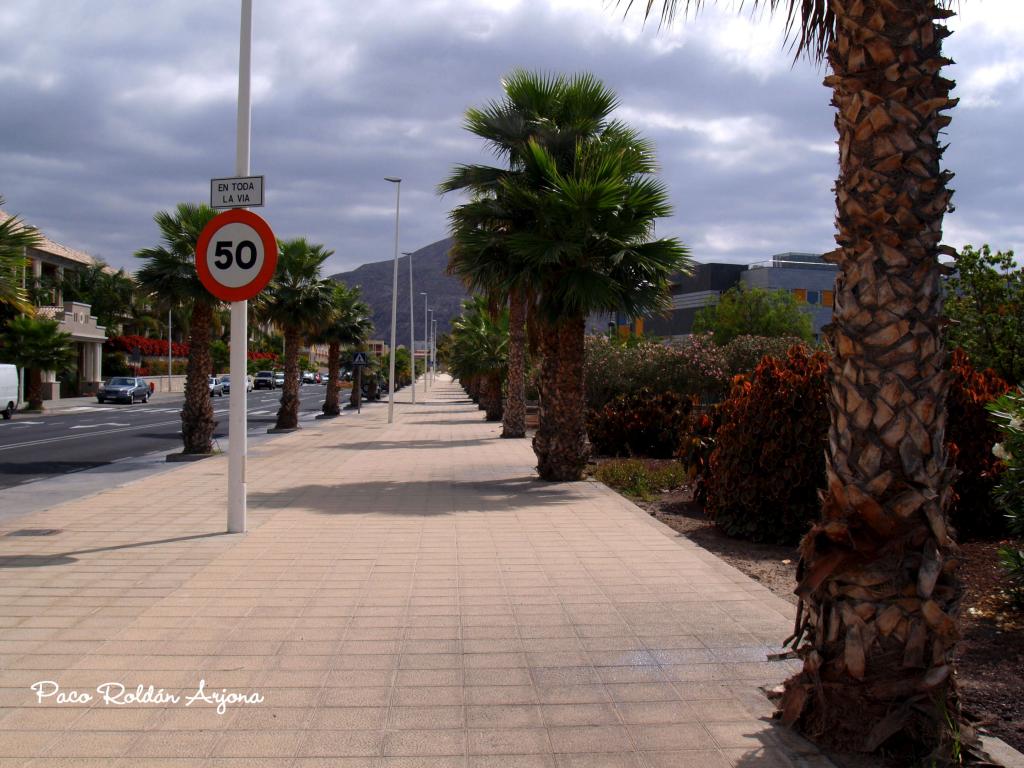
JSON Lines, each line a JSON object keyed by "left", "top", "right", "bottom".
{"left": 0, "top": 385, "right": 337, "bottom": 491}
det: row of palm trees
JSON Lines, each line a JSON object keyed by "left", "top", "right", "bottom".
{"left": 446, "top": 296, "right": 509, "bottom": 422}
{"left": 134, "top": 202, "right": 371, "bottom": 454}
{"left": 440, "top": 70, "right": 692, "bottom": 480}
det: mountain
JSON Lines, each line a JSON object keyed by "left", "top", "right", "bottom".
{"left": 329, "top": 237, "right": 468, "bottom": 349}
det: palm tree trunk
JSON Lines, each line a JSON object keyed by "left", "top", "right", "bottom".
{"left": 275, "top": 327, "right": 301, "bottom": 430}
{"left": 484, "top": 372, "right": 503, "bottom": 422}
{"left": 350, "top": 365, "right": 363, "bottom": 409}
{"left": 534, "top": 315, "right": 588, "bottom": 481}
{"left": 781, "top": 2, "right": 961, "bottom": 756}
{"left": 25, "top": 369, "right": 42, "bottom": 411}
{"left": 181, "top": 301, "right": 215, "bottom": 454}
{"left": 502, "top": 289, "right": 527, "bottom": 438}
{"left": 323, "top": 341, "right": 341, "bottom": 416}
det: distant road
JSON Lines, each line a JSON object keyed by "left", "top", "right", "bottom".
{"left": 0, "top": 386, "right": 333, "bottom": 490}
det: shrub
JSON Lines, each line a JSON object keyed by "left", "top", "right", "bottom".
{"left": 720, "top": 335, "right": 809, "bottom": 377}
{"left": 588, "top": 389, "right": 696, "bottom": 459}
{"left": 988, "top": 387, "right": 1024, "bottom": 603}
{"left": 584, "top": 334, "right": 729, "bottom": 410}
{"left": 107, "top": 334, "right": 188, "bottom": 357}
{"left": 595, "top": 459, "right": 687, "bottom": 501}
{"left": 705, "top": 346, "right": 830, "bottom": 545}
{"left": 676, "top": 404, "right": 722, "bottom": 507}
{"left": 946, "top": 349, "right": 1011, "bottom": 538}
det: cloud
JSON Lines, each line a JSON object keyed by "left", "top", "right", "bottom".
{"left": 0, "top": 0, "right": 1019, "bottom": 277}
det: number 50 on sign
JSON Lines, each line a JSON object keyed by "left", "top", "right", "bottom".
{"left": 196, "top": 209, "right": 277, "bottom": 302}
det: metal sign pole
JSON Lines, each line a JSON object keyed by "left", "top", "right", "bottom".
{"left": 228, "top": 0, "right": 252, "bottom": 534}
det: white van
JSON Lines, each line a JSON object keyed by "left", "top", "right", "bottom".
{"left": 0, "top": 364, "right": 20, "bottom": 420}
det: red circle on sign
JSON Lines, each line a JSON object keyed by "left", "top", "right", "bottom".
{"left": 196, "top": 209, "right": 278, "bottom": 302}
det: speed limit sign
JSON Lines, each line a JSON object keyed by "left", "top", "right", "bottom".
{"left": 196, "top": 209, "right": 277, "bottom": 302}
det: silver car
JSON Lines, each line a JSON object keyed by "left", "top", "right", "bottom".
{"left": 98, "top": 376, "right": 150, "bottom": 404}
{"left": 208, "top": 376, "right": 226, "bottom": 397}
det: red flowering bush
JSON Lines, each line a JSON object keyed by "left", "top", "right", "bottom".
{"left": 947, "top": 348, "right": 1011, "bottom": 538}
{"left": 704, "top": 346, "right": 830, "bottom": 545}
{"left": 676, "top": 405, "right": 722, "bottom": 507}
{"left": 107, "top": 334, "right": 189, "bottom": 357}
{"left": 588, "top": 389, "right": 696, "bottom": 459}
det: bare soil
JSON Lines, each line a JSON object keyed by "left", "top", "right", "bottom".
{"left": 627, "top": 479, "right": 1024, "bottom": 756}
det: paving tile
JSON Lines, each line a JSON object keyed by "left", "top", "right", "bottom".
{"left": 0, "top": 379, "right": 827, "bottom": 767}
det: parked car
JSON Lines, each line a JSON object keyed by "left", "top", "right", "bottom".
{"left": 302, "top": 371, "right": 315, "bottom": 384}
{"left": 221, "top": 374, "right": 253, "bottom": 394}
{"left": 98, "top": 376, "right": 150, "bottom": 404}
{"left": 0, "top": 364, "right": 20, "bottom": 419}
{"left": 254, "top": 371, "right": 275, "bottom": 390}
{"left": 208, "top": 376, "right": 225, "bottom": 397}
{"left": 273, "top": 371, "right": 285, "bottom": 388}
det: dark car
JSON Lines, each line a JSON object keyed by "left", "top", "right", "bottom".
{"left": 98, "top": 376, "right": 150, "bottom": 404}
{"left": 254, "top": 371, "right": 275, "bottom": 390}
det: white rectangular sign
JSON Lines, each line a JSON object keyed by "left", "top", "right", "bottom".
{"left": 211, "top": 175, "right": 264, "bottom": 209}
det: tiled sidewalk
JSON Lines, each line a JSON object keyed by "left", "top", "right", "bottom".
{"left": 0, "top": 377, "right": 832, "bottom": 767}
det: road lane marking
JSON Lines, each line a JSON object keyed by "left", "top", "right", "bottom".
{"left": 69, "top": 422, "right": 129, "bottom": 429}
{"left": 0, "top": 419, "right": 183, "bottom": 451}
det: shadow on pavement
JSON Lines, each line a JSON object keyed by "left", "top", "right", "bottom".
{"left": 0, "top": 531, "right": 228, "bottom": 569}
{"left": 0, "top": 461, "right": 105, "bottom": 475}
{"left": 248, "top": 476, "right": 576, "bottom": 516}
{"left": 332, "top": 438, "right": 494, "bottom": 451}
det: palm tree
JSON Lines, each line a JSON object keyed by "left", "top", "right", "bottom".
{"left": 135, "top": 203, "right": 219, "bottom": 454}
{"left": 629, "top": 0, "right": 962, "bottom": 758}
{"left": 508, "top": 126, "right": 690, "bottom": 480}
{"left": 311, "top": 283, "right": 372, "bottom": 417}
{"left": 448, "top": 297, "right": 509, "bottom": 421}
{"left": 0, "top": 316, "right": 74, "bottom": 410}
{"left": 0, "top": 198, "right": 41, "bottom": 317}
{"left": 61, "top": 260, "right": 137, "bottom": 332}
{"left": 260, "top": 237, "right": 334, "bottom": 430}
{"left": 440, "top": 71, "right": 623, "bottom": 441}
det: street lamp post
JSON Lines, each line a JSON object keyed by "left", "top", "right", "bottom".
{"left": 428, "top": 310, "right": 434, "bottom": 386}
{"left": 402, "top": 251, "right": 415, "bottom": 405}
{"left": 384, "top": 177, "right": 401, "bottom": 423}
{"left": 420, "top": 292, "right": 428, "bottom": 391}
{"left": 432, "top": 318, "right": 437, "bottom": 382}
{"left": 167, "top": 309, "right": 173, "bottom": 394}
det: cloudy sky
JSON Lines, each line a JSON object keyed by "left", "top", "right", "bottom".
{"left": 1, "top": 1, "right": 1021, "bottom": 276}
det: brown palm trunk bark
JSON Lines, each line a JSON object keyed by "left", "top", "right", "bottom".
{"left": 181, "top": 301, "right": 215, "bottom": 453}
{"left": 275, "top": 327, "right": 301, "bottom": 430}
{"left": 323, "top": 341, "right": 341, "bottom": 416}
{"left": 483, "top": 372, "right": 503, "bottom": 422}
{"left": 534, "top": 315, "right": 588, "bottom": 481}
{"left": 25, "top": 369, "right": 42, "bottom": 411}
{"left": 781, "top": 2, "right": 962, "bottom": 757}
{"left": 350, "top": 365, "right": 363, "bottom": 409}
{"left": 502, "top": 289, "right": 527, "bottom": 438}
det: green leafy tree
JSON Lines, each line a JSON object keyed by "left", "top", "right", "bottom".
{"left": 945, "top": 244, "right": 1023, "bottom": 384}
{"left": 0, "top": 316, "right": 74, "bottom": 410}
{"left": 692, "top": 285, "right": 813, "bottom": 345}
{"left": 0, "top": 197, "right": 40, "bottom": 317}
{"left": 135, "top": 203, "right": 219, "bottom": 454}
{"left": 260, "top": 238, "right": 334, "bottom": 430}
{"left": 310, "top": 282, "right": 372, "bottom": 416}
{"left": 627, "top": 0, "right": 965, "bottom": 758}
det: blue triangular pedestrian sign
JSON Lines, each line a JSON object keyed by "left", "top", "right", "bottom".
{"left": 352, "top": 352, "right": 369, "bottom": 366}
